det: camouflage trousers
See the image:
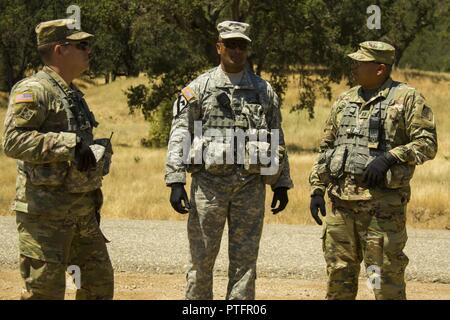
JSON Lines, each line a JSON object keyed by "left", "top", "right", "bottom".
{"left": 322, "top": 196, "right": 409, "bottom": 300}
{"left": 186, "top": 171, "right": 265, "bottom": 300}
{"left": 16, "top": 190, "right": 114, "bottom": 300}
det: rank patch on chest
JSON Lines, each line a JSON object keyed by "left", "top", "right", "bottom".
{"left": 14, "top": 92, "right": 34, "bottom": 103}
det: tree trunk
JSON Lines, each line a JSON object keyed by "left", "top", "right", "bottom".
{"left": 232, "top": 0, "right": 240, "bottom": 21}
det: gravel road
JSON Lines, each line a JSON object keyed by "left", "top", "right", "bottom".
{"left": 1, "top": 216, "right": 449, "bottom": 283}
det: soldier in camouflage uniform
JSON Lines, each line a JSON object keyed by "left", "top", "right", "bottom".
{"left": 309, "top": 41, "right": 438, "bottom": 300}
{"left": 165, "top": 21, "right": 293, "bottom": 300}
{"left": 2, "top": 19, "right": 114, "bottom": 300}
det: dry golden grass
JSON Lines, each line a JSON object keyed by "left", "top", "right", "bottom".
{"left": 1, "top": 70, "right": 449, "bottom": 229}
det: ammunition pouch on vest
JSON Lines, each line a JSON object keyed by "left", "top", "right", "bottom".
{"left": 314, "top": 149, "right": 333, "bottom": 186}
{"left": 64, "top": 163, "right": 104, "bottom": 193}
{"left": 187, "top": 71, "right": 283, "bottom": 183}
{"left": 259, "top": 142, "right": 286, "bottom": 185}
{"left": 20, "top": 157, "right": 110, "bottom": 193}
{"left": 203, "top": 135, "right": 235, "bottom": 176}
{"left": 385, "top": 163, "right": 415, "bottom": 189}
{"left": 66, "top": 138, "right": 113, "bottom": 192}
{"left": 19, "top": 161, "right": 69, "bottom": 187}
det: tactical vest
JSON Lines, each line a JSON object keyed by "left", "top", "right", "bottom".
{"left": 328, "top": 83, "right": 398, "bottom": 179}
{"left": 18, "top": 71, "right": 109, "bottom": 193}
{"left": 34, "top": 71, "right": 98, "bottom": 137}
{"left": 187, "top": 70, "right": 275, "bottom": 177}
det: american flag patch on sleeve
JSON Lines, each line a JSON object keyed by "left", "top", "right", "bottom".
{"left": 14, "top": 92, "right": 34, "bottom": 103}
{"left": 181, "top": 87, "right": 196, "bottom": 102}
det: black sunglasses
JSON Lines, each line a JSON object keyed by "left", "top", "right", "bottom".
{"left": 220, "top": 40, "right": 249, "bottom": 50}
{"left": 61, "top": 41, "right": 90, "bottom": 51}
{"left": 351, "top": 60, "right": 383, "bottom": 66}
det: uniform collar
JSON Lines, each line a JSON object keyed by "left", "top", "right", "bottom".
{"left": 42, "top": 65, "right": 84, "bottom": 96}
{"left": 213, "top": 65, "right": 255, "bottom": 89}
{"left": 350, "top": 77, "right": 394, "bottom": 104}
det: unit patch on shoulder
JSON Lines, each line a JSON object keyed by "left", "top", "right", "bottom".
{"left": 173, "top": 95, "right": 188, "bottom": 117}
{"left": 14, "top": 92, "right": 34, "bottom": 104}
{"left": 17, "top": 107, "right": 37, "bottom": 121}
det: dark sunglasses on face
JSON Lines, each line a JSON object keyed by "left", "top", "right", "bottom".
{"left": 351, "top": 60, "right": 382, "bottom": 67}
{"left": 220, "top": 40, "right": 249, "bottom": 50}
{"left": 61, "top": 41, "right": 90, "bottom": 51}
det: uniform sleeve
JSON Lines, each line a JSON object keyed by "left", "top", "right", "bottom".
{"left": 388, "top": 91, "right": 438, "bottom": 164}
{"left": 164, "top": 86, "right": 198, "bottom": 186}
{"left": 2, "top": 82, "right": 76, "bottom": 163}
{"left": 308, "top": 99, "right": 340, "bottom": 195}
{"left": 267, "top": 88, "right": 294, "bottom": 190}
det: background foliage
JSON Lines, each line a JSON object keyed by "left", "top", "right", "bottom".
{"left": 0, "top": 0, "right": 449, "bottom": 145}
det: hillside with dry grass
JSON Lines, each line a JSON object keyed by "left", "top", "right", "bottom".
{"left": 1, "top": 69, "right": 449, "bottom": 229}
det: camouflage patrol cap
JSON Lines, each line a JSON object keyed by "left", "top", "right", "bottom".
{"left": 217, "top": 20, "right": 251, "bottom": 42}
{"left": 348, "top": 41, "right": 395, "bottom": 65}
{"left": 35, "top": 19, "right": 94, "bottom": 46}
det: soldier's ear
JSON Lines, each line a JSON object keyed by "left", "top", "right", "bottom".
{"left": 54, "top": 43, "right": 70, "bottom": 59}
{"left": 377, "top": 63, "right": 388, "bottom": 77}
{"left": 53, "top": 43, "right": 63, "bottom": 58}
{"left": 216, "top": 42, "right": 222, "bottom": 55}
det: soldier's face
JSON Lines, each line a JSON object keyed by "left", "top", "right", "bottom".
{"left": 351, "top": 60, "right": 388, "bottom": 88}
{"left": 58, "top": 40, "right": 92, "bottom": 74}
{"left": 216, "top": 38, "right": 249, "bottom": 72}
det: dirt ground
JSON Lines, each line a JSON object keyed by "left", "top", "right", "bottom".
{"left": 1, "top": 269, "right": 450, "bottom": 300}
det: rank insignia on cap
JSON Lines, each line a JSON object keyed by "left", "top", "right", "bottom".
{"left": 17, "top": 107, "right": 37, "bottom": 121}
{"left": 14, "top": 92, "right": 34, "bottom": 103}
{"left": 181, "top": 87, "right": 196, "bottom": 102}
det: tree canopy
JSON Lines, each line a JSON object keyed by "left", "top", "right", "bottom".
{"left": 0, "top": 0, "right": 448, "bottom": 145}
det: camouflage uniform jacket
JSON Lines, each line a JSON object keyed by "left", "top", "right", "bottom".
{"left": 2, "top": 66, "right": 107, "bottom": 214}
{"left": 309, "top": 77, "right": 437, "bottom": 201}
{"left": 165, "top": 65, "right": 293, "bottom": 190}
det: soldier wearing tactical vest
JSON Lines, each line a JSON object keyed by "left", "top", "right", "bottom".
{"left": 2, "top": 19, "right": 114, "bottom": 299}
{"left": 165, "top": 21, "right": 293, "bottom": 300}
{"left": 309, "top": 41, "right": 438, "bottom": 300}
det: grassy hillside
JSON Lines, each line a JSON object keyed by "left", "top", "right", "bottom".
{"left": 1, "top": 69, "right": 449, "bottom": 229}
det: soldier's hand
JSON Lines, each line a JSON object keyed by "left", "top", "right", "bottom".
{"left": 271, "top": 187, "right": 289, "bottom": 214}
{"left": 170, "top": 183, "right": 191, "bottom": 214}
{"left": 363, "top": 152, "right": 397, "bottom": 187}
{"left": 74, "top": 138, "right": 96, "bottom": 172}
{"left": 310, "top": 194, "right": 326, "bottom": 225}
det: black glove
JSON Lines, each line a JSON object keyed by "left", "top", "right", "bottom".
{"left": 74, "top": 138, "right": 96, "bottom": 172}
{"left": 310, "top": 194, "right": 326, "bottom": 225}
{"left": 363, "top": 152, "right": 397, "bottom": 188}
{"left": 170, "top": 183, "right": 191, "bottom": 214}
{"left": 271, "top": 187, "right": 289, "bottom": 214}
